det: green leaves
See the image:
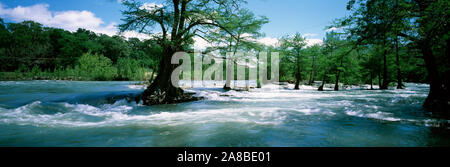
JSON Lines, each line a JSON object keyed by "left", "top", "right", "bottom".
{"left": 0, "top": 18, "right": 161, "bottom": 81}
{"left": 205, "top": 8, "right": 268, "bottom": 55}
{"left": 117, "top": 57, "right": 143, "bottom": 80}
{"left": 78, "top": 52, "right": 117, "bottom": 80}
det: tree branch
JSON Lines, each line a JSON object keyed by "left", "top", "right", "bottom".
{"left": 398, "top": 32, "right": 419, "bottom": 43}
{"left": 172, "top": 0, "right": 180, "bottom": 38}
{"left": 182, "top": 21, "right": 240, "bottom": 41}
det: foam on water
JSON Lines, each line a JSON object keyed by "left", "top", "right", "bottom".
{"left": 127, "top": 85, "right": 146, "bottom": 90}
{"left": 0, "top": 100, "right": 295, "bottom": 127}
{"left": 345, "top": 110, "right": 401, "bottom": 122}
{"left": 187, "top": 82, "right": 445, "bottom": 128}
{"left": 0, "top": 81, "right": 448, "bottom": 146}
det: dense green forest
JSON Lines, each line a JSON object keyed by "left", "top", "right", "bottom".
{"left": 0, "top": 18, "right": 161, "bottom": 81}
{"left": 0, "top": 18, "right": 430, "bottom": 85}
{"left": 0, "top": 14, "right": 430, "bottom": 86}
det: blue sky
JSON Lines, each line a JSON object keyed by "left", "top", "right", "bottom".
{"left": 0, "top": 0, "right": 350, "bottom": 47}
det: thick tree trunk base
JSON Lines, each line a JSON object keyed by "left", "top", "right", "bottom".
{"left": 380, "top": 83, "right": 389, "bottom": 90}
{"left": 396, "top": 82, "right": 404, "bottom": 89}
{"left": 370, "top": 78, "right": 373, "bottom": 90}
{"left": 318, "top": 85, "right": 324, "bottom": 91}
{"left": 423, "top": 80, "right": 450, "bottom": 114}
{"left": 424, "top": 96, "right": 450, "bottom": 115}
{"left": 223, "top": 85, "right": 232, "bottom": 90}
{"left": 141, "top": 86, "right": 201, "bottom": 106}
{"left": 380, "top": 79, "right": 389, "bottom": 89}
{"left": 334, "top": 74, "right": 340, "bottom": 91}
{"left": 318, "top": 75, "right": 326, "bottom": 91}
{"left": 294, "top": 74, "right": 300, "bottom": 90}
{"left": 294, "top": 82, "right": 300, "bottom": 90}
{"left": 140, "top": 69, "right": 201, "bottom": 105}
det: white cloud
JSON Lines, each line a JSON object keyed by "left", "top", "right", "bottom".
{"left": 120, "top": 30, "right": 152, "bottom": 40}
{"left": 195, "top": 35, "right": 320, "bottom": 49}
{"left": 241, "top": 33, "right": 253, "bottom": 38}
{"left": 305, "top": 38, "right": 323, "bottom": 46}
{"left": 193, "top": 36, "right": 213, "bottom": 50}
{"left": 257, "top": 36, "right": 322, "bottom": 47}
{"left": 257, "top": 37, "right": 279, "bottom": 47}
{"left": 303, "top": 33, "right": 318, "bottom": 38}
{"left": 326, "top": 27, "right": 340, "bottom": 32}
{"left": 0, "top": 3, "right": 149, "bottom": 39}
{"left": 0, "top": 3, "right": 52, "bottom": 25}
{"left": 0, "top": 3, "right": 116, "bottom": 35}
{"left": 303, "top": 33, "right": 323, "bottom": 46}
{"left": 139, "top": 3, "right": 163, "bottom": 12}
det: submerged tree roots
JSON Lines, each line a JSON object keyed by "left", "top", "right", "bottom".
{"left": 139, "top": 87, "right": 202, "bottom": 106}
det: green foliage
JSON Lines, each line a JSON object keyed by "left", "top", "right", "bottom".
{"left": 0, "top": 0, "right": 442, "bottom": 89}
{"left": 0, "top": 19, "right": 160, "bottom": 81}
{"left": 0, "top": 53, "right": 151, "bottom": 81}
{"left": 77, "top": 52, "right": 117, "bottom": 80}
{"left": 278, "top": 33, "right": 307, "bottom": 86}
{"left": 116, "top": 57, "right": 150, "bottom": 81}
{"left": 337, "top": 0, "right": 448, "bottom": 87}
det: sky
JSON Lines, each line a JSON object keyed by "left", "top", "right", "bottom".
{"left": 0, "top": 0, "right": 350, "bottom": 48}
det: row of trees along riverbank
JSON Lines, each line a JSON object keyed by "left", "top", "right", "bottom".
{"left": 117, "top": 0, "right": 448, "bottom": 112}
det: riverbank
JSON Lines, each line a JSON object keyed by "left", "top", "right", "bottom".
{"left": 0, "top": 70, "right": 155, "bottom": 81}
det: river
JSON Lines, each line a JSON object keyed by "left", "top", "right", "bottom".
{"left": 0, "top": 80, "right": 448, "bottom": 146}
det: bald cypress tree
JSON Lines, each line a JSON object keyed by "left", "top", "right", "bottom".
{"left": 119, "top": 0, "right": 250, "bottom": 105}
{"left": 280, "top": 33, "right": 307, "bottom": 90}
{"left": 341, "top": 0, "right": 450, "bottom": 112}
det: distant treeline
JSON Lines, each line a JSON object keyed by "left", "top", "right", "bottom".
{"left": 0, "top": 18, "right": 429, "bottom": 85}
{"left": 274, "top": 31, "right": 429, "bottom": 89}
{"left": 0, "top": 18, "right": 161, "bottom": 81}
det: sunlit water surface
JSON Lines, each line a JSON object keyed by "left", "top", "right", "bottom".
{"left": 0, "top": 80, "right": 448, "bottom": 146}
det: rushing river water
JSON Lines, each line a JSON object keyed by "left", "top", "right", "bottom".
{"left": 0, "top": 80, "right": 448, "bottom": 146}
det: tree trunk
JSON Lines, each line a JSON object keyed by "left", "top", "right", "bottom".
{"left": 256, "top": 55, "right": 262, "bottom": 88}
{"left": 334, "top": 58, "right": 343, "bottom": 91}
{"left": 149, "top": 68, "right": 155, "bottom": 83}
{"left": 416, "top": 2, "right": 449, "bottom": 113}
{"left": 141, "top": 47, "right": 198, "bottom": 105}
{"left": 421, "top": 43, "right": 449, "bottom": 112}
{"left": 223, "top": 58, "right": 232, "bottom": 90}
{"left": 318, "top": 71, "right": 326, "bottom": 91}
{"left": 233, "top": 62, "right": 238, "bottom": 89}
{"left": 395, "top": 35, "right": 403, "bottom": 89}
{"left": 370, "top": 70, "right": 374, "bottom": 90}
{"left": 294, "top": 53, "right": 301, "bottom": 90}
{"left": 308, "top": 70, "right": 314, "bottom": 85}
{"left": 294, "top": 73, "right": 300, "bottom": 89}
{"left": 224, "top": 39, "right": 240, "bottom": 90}
{"left": 308, "top": 55, "right": 316, "bottom": 85}
{"left": 334, "top": 71, "right": 340, "bottom": 91}
{"left": 380, "top": 40, "right": 389, "bottom": 90}
{"left": 378, "top": 70, "right": 382, "bottom": 89}
{"left": 313, "top": 70, "right": 317, "bottom": 85}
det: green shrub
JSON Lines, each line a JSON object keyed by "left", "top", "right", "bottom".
{"left": 117, "top": 57, "right": 139, "bottom": 80}
{"left": 78, "top": 52, "right": 117, "bottom": 80}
